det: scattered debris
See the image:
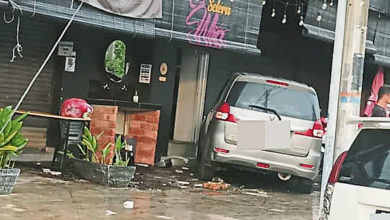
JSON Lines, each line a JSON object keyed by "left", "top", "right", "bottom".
{"left": 189, "top": 173, "right": 194, "bottom": 177}
{"left": 136, "top": 164, "right": 150, "bottom": 168}
{"left": 181, "top": 167, "right": 189, "bottom": 171}
{"left": 203, "top": 182, "right": 230, "bottom": 190}
{"left": 36, "top": 163, "right": 41, "bottom": 166}
{"left": 2, "top": 204, "right": 26, "bottom": 212}
{"left": 172, "top": 180, "right": 190, "bottom": 189}
{"left": 155, "top": 158, "right": 173, "bottom": 168}
{"left": 155, "top": 216, "right": 174, "bottom": 220}
{"left": 211, "top": 177, "right": 224, "bottom": 183}
{"left": 106, "top": 210, "right": 117, "bottom": 216}
{"left": 242, "top": 189, "right": 270, "bottom": 198}
{"left": 75, "top": 179, "right": 90, "bottom": 183}
{"left": 193, "top": 183, "right": 203, "bottom": 188}
{"left": 123, "top": 201, "right": 134, "bottom": 209}
{"left": 174, "top": 169, "right": 184, "bottom": 174}
{"left": 269, "top": 208, "right": 285, "bottom": 213}
{"left": 42, "top": 168, "right": 62, "bottom": 176}
{"left": 202, "top": 177, "right": 231, "bottom": 190}
{"left": 175, "top": 181, "right": 190, "bottom": 185}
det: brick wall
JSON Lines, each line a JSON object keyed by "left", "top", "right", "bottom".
{"left": 127, "top": 110, "right": 160, "bottom": 165}
{"left": 89, "top": 105, "right": 160, "bottom": 166}
{"left": 89, "top": 105, "right": 117, "bottom": 164}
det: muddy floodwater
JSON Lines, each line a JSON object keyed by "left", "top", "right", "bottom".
{"left": 0, "top": 167, "right": 319, "bottom": 220}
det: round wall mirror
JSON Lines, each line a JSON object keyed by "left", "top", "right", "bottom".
{"left": 105, "top": 40, "right": 128, "bottom": 82}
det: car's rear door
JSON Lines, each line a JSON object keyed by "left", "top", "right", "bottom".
{"left": 224, "top": 77, "right": 320, "bottom": 156}
{"left": 330, "top": 129, "right": 390, "bottom": 220}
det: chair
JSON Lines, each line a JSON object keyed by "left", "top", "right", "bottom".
{"left": 52, "top": 120, "right": 85, "bottom": 168}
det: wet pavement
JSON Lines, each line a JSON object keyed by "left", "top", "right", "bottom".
{"left": 0, "top": 166, "right": 320, "bottom": 220}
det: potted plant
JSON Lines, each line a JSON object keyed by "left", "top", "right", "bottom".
{"left": 63, "top": 127, "right": 136, "bottom": 187}
{"left": 0, "top": 107, "right": 28, "bottom": 195}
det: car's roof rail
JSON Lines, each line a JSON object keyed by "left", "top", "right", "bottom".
{"left": 347, "top": 115, "right": 390, "bottom": 127}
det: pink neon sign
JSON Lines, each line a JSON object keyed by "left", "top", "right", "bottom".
{"left": 186, "top": 0, "right": 229, "bottom": 49}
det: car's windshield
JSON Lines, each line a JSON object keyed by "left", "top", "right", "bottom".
{"left": 226, "top": 81, "right": 320, "bottom": 121}
{"left": 338, "top": 129, "right": 390, "bottom": 190}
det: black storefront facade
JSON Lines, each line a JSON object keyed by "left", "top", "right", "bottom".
{"left": 1, "top": 0, "right": 381, "bottom": 161}
{"left": 0, "top": 0, "right": 266, "bottom": 161}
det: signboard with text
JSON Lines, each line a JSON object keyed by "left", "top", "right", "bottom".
{"left": 157, "top": 0, "right": 263, "bottom": 54}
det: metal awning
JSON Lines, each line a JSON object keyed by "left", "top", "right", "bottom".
{"left": 1, "top": 0, "right": 262, "bottom": 55}
{"left": 3, "top": 0, "right": 156, "bottom": 38}
{"left": 304, "top": 0, "right": 390, "bottom": 67}
{"left": 302, "top": 24, "right": 377, "bottom": 54}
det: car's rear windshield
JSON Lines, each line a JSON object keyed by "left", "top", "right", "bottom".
{"left": 226, "top": 81, "right": 320, "bottom": 121}
{"left": 338, "top": 129, "right": 390, "bottom": 190}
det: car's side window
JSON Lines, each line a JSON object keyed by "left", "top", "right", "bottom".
{"left": 339, "top": 129, "right": 390, "bottom": 190}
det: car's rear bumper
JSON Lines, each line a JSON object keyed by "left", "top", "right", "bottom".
{"left": 328, "top": 183, "right": 390, "bottom": 220}
{"left": 212, "top": 149, "right": 320, "bottom": 180}
{"left": 207, "top": 122, "right": 321, "bottom": 181}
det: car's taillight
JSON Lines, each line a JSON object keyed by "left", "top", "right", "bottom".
{"left": 295, "top": 119, "right": 325, "bottom": 138}
{"left": 215, "top": 102, "right": 237, "bottom": 123}
{"left": 328, "top": 151, "right": 348, "bottom": 184}
{"left": 266, "top": 79, "right": 289, "bottom": 86}
{"left": 321, "top": 151, "right": 348, "bottom": 219}
{"left": 214, "top": 147, "right": 229, "bottom": 154}
{"left": 256, "top": 162, "right": 270, "bottom": 169}
{"left": 300, "top": 163, "right": 314, "bottom": 169}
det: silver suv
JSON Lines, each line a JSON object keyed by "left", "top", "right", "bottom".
{"left": 197, "top": 73, "right": 325, "bottom": 193}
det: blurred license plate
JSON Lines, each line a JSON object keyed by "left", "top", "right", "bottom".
{"left": 237, "top": 120, "right": 290, "bottom": 151}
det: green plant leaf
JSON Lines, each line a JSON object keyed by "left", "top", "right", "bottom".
{"left": 96, "top": 131, "right": 104, "bottom": 141}
{"left": 84, "top": 127, "right": 92, "bottom": 141}
{"left": 77, "top": 144, "right": 88, "bottom": 158}
{"left": 4, "top": 122, "right": 12, "bottom": 137}
{"left": 3, "top": 130, "right": 18, "bottom": 146}
{"left": 0, "top": 145, "right": 19, "bottom": 153}
{"left": 0, "top": 133, "right": 4, "bottom": 146}
{"left": 92, "top": 136, "right": 97, "bottom": 152}
{"left": 16, "top": 139, "right": 27, "bottom": 150}
{"left": 9, "top": 133, "right": 27, "bottom": 147}
{"left": 102, "top": 143, "right": 112, "bottom": 165}
{"left": 115, "top": 135, "right": 122, "bottom": 151}
{"left": 14, "top": 112, "right": 29, "bottom": 122}
{"left": 82, "top": 140, "right": 94, "bottom": 152}
{"left": 0, "top": 107, "right": 12, "bottom": 124}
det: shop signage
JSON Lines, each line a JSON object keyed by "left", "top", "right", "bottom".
{"left": 207, "top": 0, "right": 231, "bottom": 16}
{"left": 186, "top": 0, "right": 230, "bottom": 49}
